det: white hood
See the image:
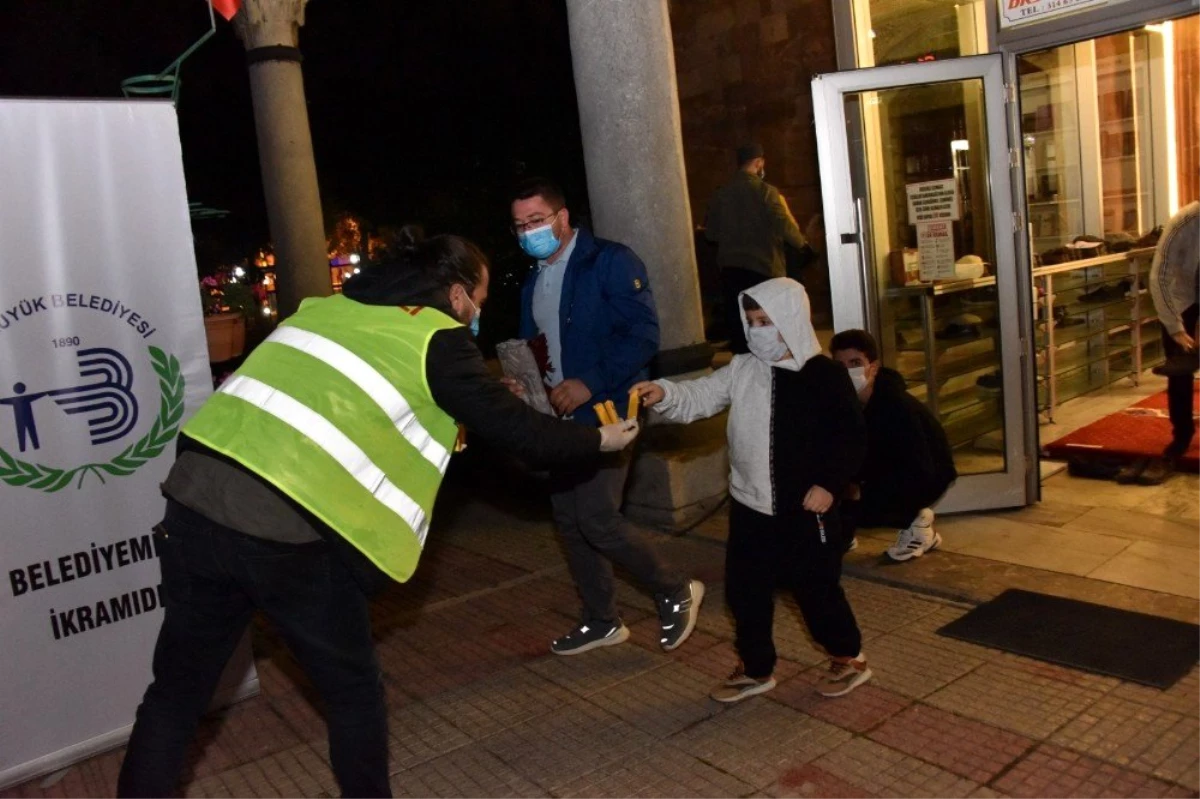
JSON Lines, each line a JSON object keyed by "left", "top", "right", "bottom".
{"left": 740, "top": 277, "right": 822, "bottom": 370}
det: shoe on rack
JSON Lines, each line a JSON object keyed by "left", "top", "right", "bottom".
{"left": 976, "top": 372, "right": 1003, "bottom": 395}
{"left": 1152, "top": 353, "right": 1200, "bottom": 377}
{"left": 1137, "top": 457, "right": 1176, "bottom": 486}
{"left": 1076, "top": 280, "right": 1131, "bottom": 304}
{"left": 710, "top": 665, "right": 776, "bottom": 703}
{"left": 1054, "top": 315, "right": 1086, "bottom": 329}
{"left": 1134, "top": 226, "right": 1162, "bottom": 248}
{"left": 817, "top": 654, "right": 873, "bottom": 698}
{"left": 935, "top": 322, "right": 980, "bottom": 341}
{"left": 657, "top": 579, "right": 705, "bottom": 651}
{"left": 551, "top": 620, "right": 630, "bottom": 656}
{"left": 886, "top": 512, "right": 941, "bottom": 562}
{"left": 1115, "top": 457, "right": 1150, "bottom": 484}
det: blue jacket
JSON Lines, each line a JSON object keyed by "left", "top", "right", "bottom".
{"left": 519, "top": 227, "right": 660, "bottom": 427}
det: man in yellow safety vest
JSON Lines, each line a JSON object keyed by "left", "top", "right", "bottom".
{"left": 117, "top": 232, "right": 640, "bottom": 798}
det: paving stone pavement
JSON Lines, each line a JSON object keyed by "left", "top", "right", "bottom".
{"left": 3, "top": 498, "right": 1197, "bottom": 798}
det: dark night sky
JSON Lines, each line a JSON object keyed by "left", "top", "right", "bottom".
{"left": 0, "top": 0, "right": 589, "bottom": 271}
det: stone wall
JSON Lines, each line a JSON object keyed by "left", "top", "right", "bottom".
{"left": 668, "top": 0, "right": 837, "bottom": 327}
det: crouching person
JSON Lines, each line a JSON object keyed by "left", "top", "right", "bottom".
{"left": 830, "top": 329, "right": 957, "bottom": 561}
{"left": 634, "top": 278, "right": 872, "bottom": 702}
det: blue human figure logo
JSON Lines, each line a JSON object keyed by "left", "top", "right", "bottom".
{"left": 0, "top": 382, "right": 49, "bottom": 453}
{"left": 1, "top": 348, "right": 139, "bottom": 453}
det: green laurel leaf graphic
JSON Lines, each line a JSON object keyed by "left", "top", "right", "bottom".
{"left": 0, "top": 346, "right": 187, "bottom": 493}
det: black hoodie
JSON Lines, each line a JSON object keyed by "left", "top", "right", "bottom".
{"left": 859, "top": 367, "right": 957, "bottom": 509}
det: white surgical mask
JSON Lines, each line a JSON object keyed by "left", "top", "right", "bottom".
{"left": 848, "top": 366, "right": 869, "bottom": 393}
{"left": 747, "top": 325, "right": 789, "bottom": 362}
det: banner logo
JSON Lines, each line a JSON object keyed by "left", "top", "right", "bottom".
{"left": 0, "top": 346, "right": 183, "bottom": 493}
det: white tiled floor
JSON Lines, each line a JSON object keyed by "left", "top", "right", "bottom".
{"left": 860, "top": 372, "right": 1199, "bottom": 599}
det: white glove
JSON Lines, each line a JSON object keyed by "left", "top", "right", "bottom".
{"left": 598, "top": 420, "right": 640, "bottom": 452}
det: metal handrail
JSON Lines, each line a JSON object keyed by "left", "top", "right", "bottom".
{"left": 120, "top": 1, "right": 218, "bottom": 104}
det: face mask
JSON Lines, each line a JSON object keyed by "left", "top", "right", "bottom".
{"left": 517, "top": 219, "right": 561, "bottom": 260}
{"left": 848, "top": 366, "right": 869, "bottom": 393}
{"left": 464, "top": 294, "right": 481, "bottom": 337}
{"left": 747, "top": 325, "right": 788, "bottom": 362}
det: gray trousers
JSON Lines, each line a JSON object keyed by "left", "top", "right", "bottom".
{"left": 550, "top": 451, "right": 685, "bottom": 624}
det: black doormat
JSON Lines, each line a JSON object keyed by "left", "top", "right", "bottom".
{"left": 937, "top": 589, "right": 1199, "bottom": 689}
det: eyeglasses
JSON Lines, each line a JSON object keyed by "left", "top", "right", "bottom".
{"left": 510, "top": 208, "right": 560, "bottom": 235}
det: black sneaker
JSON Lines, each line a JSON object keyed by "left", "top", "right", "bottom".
{"left": 1115, "top": 457, "right": 1150, "bottom": 484}
{"left": 550, "top": 620, "right": 630, "bottom": 656}
{"left": 656, "top": 579, "right": 705, "bottom": 651}
{"left": 976, "top": 372, "right": 1002, "bottom": 394}
{"left": 1137, "top": 457, "right": 1177, "bottom": 486}
{"left": 935, "top": 322, "right": 980, "bottom": 341}
{"left": 1152, "top": 354, "right": 1200, "bottom": 377}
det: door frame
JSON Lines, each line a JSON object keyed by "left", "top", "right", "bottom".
{"left": 812, "top": 54, "right": 1038, "bottom": 512}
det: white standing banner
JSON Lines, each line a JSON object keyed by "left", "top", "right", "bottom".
{"left": 0, "top": 100, "right": 257, "bottom": 789}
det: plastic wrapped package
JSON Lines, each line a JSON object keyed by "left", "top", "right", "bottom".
{"left": 495, "top": 338, "right": 555, "bottom": 416}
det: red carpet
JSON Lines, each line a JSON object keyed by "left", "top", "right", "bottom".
{"left": 1042, "top": 387, "right": 1199, "bottom": 472}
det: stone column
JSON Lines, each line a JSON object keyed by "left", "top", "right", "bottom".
{"left": 565, "top": 0, "right": 709, "bottom": 373}
{"left": 566, "top": 0, "right": 725, "bottom": 529}
{"left": 234, "top": 0, "right": 328, "bottom": 317}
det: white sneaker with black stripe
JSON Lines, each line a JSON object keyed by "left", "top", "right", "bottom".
{"left": 885, "top": 509, "right": 941, "bottom": 562}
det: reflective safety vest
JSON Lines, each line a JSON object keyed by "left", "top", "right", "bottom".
{"left": 183, "top": 294, "right": 461, "bottom": 582}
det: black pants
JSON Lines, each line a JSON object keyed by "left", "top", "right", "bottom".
{"left": 725, "top": 500, "right": 862, "bottom": 679}
{"left": 721, "top": 267, "right": 770, "bottom": 354}
{"left": 550, "top": 451, "right": 685, "bottom": 624}
{"left": 1162, "top": 302, "right": 1199, "bottom": 459}
{"left": 117, "top": 501, "right": 390, "bottom": 798}
{"left": 842, "top": 477, "right": 952, "bottom": 536}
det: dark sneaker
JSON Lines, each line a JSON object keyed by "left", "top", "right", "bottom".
{"left": 935, "top": 322, "right": 979, "bottom": 341}
{"left": 657, "top": 579, "right": 705, "bottom": 651}
{"left": 976, "top": 372, "right": 1002, "bottom": 395}
{"left": 1115, "top": 457, "right": 1149, "bottom": 484}
{"left": 1152, "top": 354, "right": 1200, "bottom": 377}
{"left": 551, "top": 620, "right": 629, "bottom": 656}
{"left": 1137, "top": 457, "right": 1177, "bottom": 486}
{"left": 817, "top": 655, "right": 873, "bottom": 697}
{"left": 1135, "top": 226, "right": 1162, "bottom": 248}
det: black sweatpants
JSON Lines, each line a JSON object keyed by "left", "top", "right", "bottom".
{"left": 1162, "top": 302, "right": 1199, "bottom": 459}
{"left": 841, "top": 475, "right": 952, "bottom": 536}
{"left": 726, "top": 499, "right": 862, "bottom": 679}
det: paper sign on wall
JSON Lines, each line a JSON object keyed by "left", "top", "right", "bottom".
{"left": 906, "top": 179, "right": 961, "bottom": 225}
{"left": 917, "top": 221, "right": 957, "bottom": 281}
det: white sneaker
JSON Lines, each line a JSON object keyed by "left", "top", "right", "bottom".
{"left": 885, "top": 510, "right": 941, "bottom": 562}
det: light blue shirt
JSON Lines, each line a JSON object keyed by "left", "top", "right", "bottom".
{"left": 531, "top": 229, "right": 578, "bottom": 388}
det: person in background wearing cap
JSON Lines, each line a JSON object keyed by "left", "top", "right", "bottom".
{"left": 705, "top": 143, "right": 808, "bottom": 354}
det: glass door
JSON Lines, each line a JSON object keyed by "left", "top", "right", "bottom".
{"left": 813, "top": 55, "right": 1035, "bottom": 512}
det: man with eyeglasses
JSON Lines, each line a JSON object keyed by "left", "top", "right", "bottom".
{"left": 509, "top": 177, "right": 704, "bottom": 657}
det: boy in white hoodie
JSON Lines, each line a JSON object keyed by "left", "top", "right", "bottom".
{"left": 634, "top": 278, "right": 871, "bottom": 702}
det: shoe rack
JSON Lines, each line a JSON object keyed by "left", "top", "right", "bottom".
{"left": 1035, "top": 247, "right": 1162, "bottom": 422}
{"left": 886, "top": 275, "right": 1003, "bottom": 451}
